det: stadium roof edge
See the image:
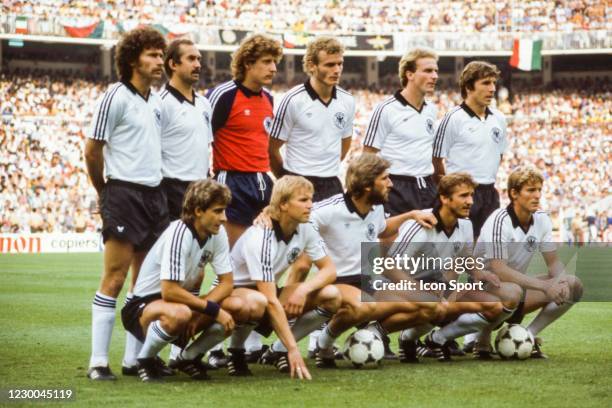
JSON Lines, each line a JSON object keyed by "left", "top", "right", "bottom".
{"left": 1, "top": 34, "right": 610, "bottom": 57}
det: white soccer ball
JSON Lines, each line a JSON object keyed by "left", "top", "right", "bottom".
{"left": 343, "top": 329, "right": 385, "bottom": 368}
{"left": 494, "top": 324, "right": 534, "bottom": 360}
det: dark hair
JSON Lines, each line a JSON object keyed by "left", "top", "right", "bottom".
{"left": 437, "top": 172, "right": 478, "bottom": 198}
{"left": 459, "top": 61, "right": 501, "bottom": 99}
{"left": 181, "top": 180, "right": 232, "bottom": 224}
{"left": 164, "top": 39, "right": 195, "bottom": 77}
{"left": 345, "top": 153, "right": 390, "bottom": 199}
{"left": 115, "top": 27, "right": 167, "bottom": 81}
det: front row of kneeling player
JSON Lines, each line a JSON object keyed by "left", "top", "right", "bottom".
{"left": 121, "top": 154, "right": 582, "bottom": 381}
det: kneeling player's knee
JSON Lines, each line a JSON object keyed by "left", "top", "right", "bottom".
{"left": 566, "top": 275, "right": 583, "bottom": 301}
{"left": 320, "top": 285, "right": 342, "bottom": 312}
{"left": 501, "top": 282, "right": 523, "bottom": 310}
{"left": 248, "top": 292, "right": 268, "bottom": 321}
{"left": 163, "top": 305, "right": 192, "bottom": 333}
{"left": 224, "top": 297, "right": 248, "bottom": 322}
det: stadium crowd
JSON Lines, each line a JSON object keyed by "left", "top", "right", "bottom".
{"left": 0, "top": 72, "right": 609, "bottom": 242}
{"left": 3, "top": 0, "right": 609, "bottom": 34}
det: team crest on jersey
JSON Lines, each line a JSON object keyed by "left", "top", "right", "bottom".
{"left": 453, "top": 241, "right": 461, "bottom": 253}
{"left": 491, "top": 127, "right": 502, "bottom": 143}
{"left": 287, "top": 247, "right": 301, "bottom": 264}
{"left": 203, "top": 111, "right": 210, "bottom": 126}
{"left": 525, "top": 236, "right": 538, "bottom": 252}
{"left": 333, "top": 112, "right": 347, "bottom": 129}
{"left": 198, "top": 250, "right": 213, "bottom": 267}
{"left": 366, "top": 223, "right": 376, "bottom": 240}
{"left": 263, "top": 116, "right": 273, "bottom": 134}
{"left": 154, "top": 109, "right": 161, "bottom": 126}
{"left": 426, "top": 118, "right": 434, "bottom": 134}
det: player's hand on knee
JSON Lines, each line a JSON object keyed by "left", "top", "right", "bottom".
{"left": 216, "top": 309, "right": 235, "bottom": 334}
{"left": 288, "top": 348, "right": 311, "bottom": 380}
{"left": 284, "top": 285, "right": 307, "bottom": 317}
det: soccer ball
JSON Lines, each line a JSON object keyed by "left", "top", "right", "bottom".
{"left": 343, "top": 329, "right": 385, "bottom": 368}
{"left": 494, "top": 324, "right": 534, "bottom": 360}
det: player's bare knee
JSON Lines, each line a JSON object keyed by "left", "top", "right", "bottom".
{"left": 566, "top": 275, "right": 583, "bottom": 301}
{"left": 161, "top": 305, "right": 191, "bottom": 334}
{"left": 101, "top": 275, "right": 127, "bottom": 298}
{"left": 248, "top": 292, "right": 268, "bottom": 321}
{"left": 320, "top": 285, "right": 342, "bottom": 312}
{"left": 501, "top": 282, "right": 523, "bottom": 310}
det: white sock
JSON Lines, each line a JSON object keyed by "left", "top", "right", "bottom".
{"left": 229, "top": 322, "right": 257, "bottom": 350}
{"left": 138, "top": 320, "right": 177, "bottom": 359}
{"left": 90, "top": 292, "right": 116, "bottom": 368}
{"left": 475, "top": 327, "right": 493, "bottom": 351}
{"left": 169, "top": 344, "right": 182, "bottom": 360}
{"left": 400, "top": 324, "right": 433, "bottom": 342}
{"left": 308, "top": 329, "right": 322, "bottom": 352}
{"left": 434, "top": 313, "right": 490, "bottom": 344}
{"left": 366, "top": 321, "right": 387, "bottom": 340}
{"left": 271, "top": 307, "right": 333, "bottom": 353}
{"left": 527, "top": 302, "right": 572, "bottom": 337}
{"left": 463, "top": 332, "right": 479, "bottom": 345}
{"left": 244, "top": 331, "right": 263, "bottom": 353}
{"left": 317, "top": 324, "right": 340, "bottom": 350}
{"left": 121, "top": 292, "right": 142, "bottom": 367}
{"left": 181, "top": 323, "right": 226, "bottom": 361}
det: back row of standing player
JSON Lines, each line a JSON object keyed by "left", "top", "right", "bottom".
{"left": 84, "top": 28, "right": 579, "bottom": 381}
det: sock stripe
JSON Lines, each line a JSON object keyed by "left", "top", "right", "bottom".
{"left": 502, "top": 307, "right": 515, "bottom": 314}
{"left": 315, "top": 307, "right": 334, "bottom": 319}
{"left": 476, "top": 312, "right": 491, "bottom": 322}
{"left": 151, "top": 321, "right": 176, "bottom": 342}
{"left": 374, "top": 321, "right": 388, "bottom": 337}
{"left": 93, "top": 294, "right": 116, "bottom": 308}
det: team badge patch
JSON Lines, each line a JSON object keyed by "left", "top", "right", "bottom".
{"left": 366, "top": 223, "right": 376, "bottom": 240}
{"left": 525, "top": 236, "right": 538, "bottom": 252}
{"left": 453, "top": 241, "right": 461, "bottom": 253}
{"left": 203, "top": 111, "right": 210, "bottom": 126}
{"left": 263, "top": 116, "right": 273, "bottom": 134}
{"left": 491, "top": 127, "right": 502, "bottom": 143}
{"left": 199, "top": 250, "right": 213, "bottom": 267}
{"left": 426, "top": 118, "right": 434, "bottom": 134}
{"left": 287, "top": 247, "right": 301, "bottom": 264}
{"left": 334, "top": 112, "right": 347, "bottom": 129}
{"left": 154, "top": 109, "right": 161, "bottom": 126}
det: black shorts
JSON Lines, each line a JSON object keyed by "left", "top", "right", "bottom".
{"left": 121, "top": 293, "right": 190, "bottom": 348}
{"left": 469, "top": 183, "right": 500, "bottom": 239}
{"left": 284, "top": 170, "right": 343, "bottom": 203}
{"left": 335, "top": 274, "right": 375, "bottom": 295}
{"left": 384, "top": 175, "right": 437, "bottom": 216}
{"left": 100, "top": 179, "right": 169, "bottom": 252}
{"left": 161, "top": 178, "right": 192, "bottom": 221}
{"left": 214, "top": 171, "right": 273, "bottom": 226}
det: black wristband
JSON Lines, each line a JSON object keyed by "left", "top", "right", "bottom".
{"left": 202, "top": 300, "right": 220, "bottom": 318}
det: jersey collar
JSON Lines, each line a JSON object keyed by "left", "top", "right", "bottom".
{"left": 272, "top": 219, "right": 297, "bottom": 244}
{"left": 433, "top": 206, "right": 459, "bottom": 238}
{"left": 165, "top": 83, "right": 196, "bottom": 105}
{"left": 343, "top": 193, "right": 370, "bottom": 220}
{"left": 235, "top": 80, "right": 263, "bottom": 98}
{"left": 304, "top": 80, "right": 337, "bottom": 107}
{"left": 122, "top": 80, "right": 150, "bottom": 101}
{"left": 184, "top": 220, "right": 210, "bottom": 248}
{"left": 461, "top": 101, "right": 492, "bottom": 120}
{"left": 506, "top": 204, "right": 534, "bottom": 233}
{"left": 394, "top": 90, "right": 426, "bottom": 113}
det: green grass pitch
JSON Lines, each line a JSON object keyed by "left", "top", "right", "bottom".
{"left": 1, "top": 254, "right": 610, "bottom": 407}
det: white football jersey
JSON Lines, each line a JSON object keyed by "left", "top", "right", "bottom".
{"left": 475, "top": 205, "right": 556, "bottom": 274}
{"left": 310, "top": 194, "right": 386, "bottom": 278}
{"left": 134, "top": 220, "right": 232, "bottom": 297}
{"left": 231, "top": 220, "right": 327, "bottom": 287}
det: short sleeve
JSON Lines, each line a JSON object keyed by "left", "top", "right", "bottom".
{"left": 269, "top": 92, "right": 295, "bottom": 141}
{"left": 373, "top": 206, "right": 387, "bottom": 236}
{"left": 432, "top": 110, "right": 457, "bottom": 159}
{"left": 242, "top": 228, "right": 275, "bottom": 282}
{"left": 539, "top": 214, "right": 556, "bottom": 253}
{"left": 88, "top": 84, "right": 123, "bottom": 142}
{"left": 160, "top": 223, "right": 192, "bottom": 282}
{"left": 480, "top": 213, "right": 512, "bottom": 260}
{"left": 363, "top": 100, "right": 390, "bottom": 149}
{"left": 210, "top": 228, "right": 232, "bottom": 275}
{"left": 303, "top": 223, "right": 327, "bottom": 262}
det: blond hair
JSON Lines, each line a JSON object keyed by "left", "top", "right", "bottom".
{"left": 437, "top": 172, "right": 478, "bottom": 198}
{"left": 181, "top": 179, "right": 232, "bottom": 224}
{"left": 459, "top": 61, "right": 501, "bottom": 99}
{"left": 345, "top": 153, "right": 390, "bottom": 199}
{"left": 302, "top": 36, "right": 345, "bottom": 75}
{"left": 398, "top": 47, "right": 438, "bottom": 87}
{"left": 231, "top": 34, "right": 283, "bottom": 82}
{"left": 507, "top": 167, "right": 544, "bottom": 202}
{"left": 269, "top": 176, "right": 314, "bottom": 217}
